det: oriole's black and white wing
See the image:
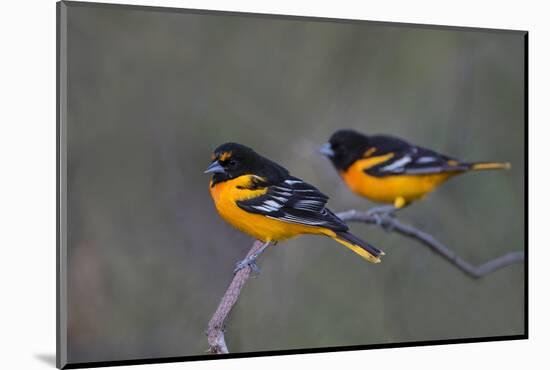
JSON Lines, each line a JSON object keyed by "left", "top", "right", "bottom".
{"left": 236, "top": 176, "right": 347, "bottom": 231}
{"left": 364, "top": 135, "right": 468, "bottom": 177}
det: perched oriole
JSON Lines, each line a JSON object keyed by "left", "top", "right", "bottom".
{"left": 320, "top": 129, "right": 510, "bottom": 211}
{"left": 205, "top": 142, "right": 384, "bottom": 270}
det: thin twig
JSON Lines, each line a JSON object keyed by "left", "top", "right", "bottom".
{"left": 336, "top": 209, "right": 524, "bottom": 278}
{"left": 206, "top": 210, "right": 524, "bottom": 354}
{"left": 206, "top": 240, "right": 267, "bottom": 354}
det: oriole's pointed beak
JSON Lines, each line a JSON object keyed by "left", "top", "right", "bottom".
{"left": 319, "top": 143, "right": 335, "bottom": 157}
{"left": 204, "top": 160, "right": 225, "bottom": 174}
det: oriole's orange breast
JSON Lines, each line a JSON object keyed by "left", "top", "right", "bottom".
{"left": 209, "top": 175, "right": 334, "bottom": 242}
{"left": 341, "top": 157, "right": 457, "bottom": 204}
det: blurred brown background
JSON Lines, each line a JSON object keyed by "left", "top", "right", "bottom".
{"left": 64, "top": 2, "right": 525, "bottom": 364}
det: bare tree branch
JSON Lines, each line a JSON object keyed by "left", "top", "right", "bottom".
{"left": 206, "top": 210, "right": 524, "bottom": 354}
{"left": 335, "top": 209, "right": 524, "bottom": 279}
{"left": 206, "top": 240, "right": 267, "bottom": 354}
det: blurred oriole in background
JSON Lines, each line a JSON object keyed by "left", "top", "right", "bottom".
{"left": 320, "top": 129, "right": 510, "bottom": 213}
{"left": 205, "top": 142, "right": 384, "bottom": 271}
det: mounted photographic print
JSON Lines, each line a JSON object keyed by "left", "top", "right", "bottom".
{"left": 57, "top": 1, "right": 527, "bottom": 368}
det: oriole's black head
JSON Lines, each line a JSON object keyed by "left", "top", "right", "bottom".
{"left": 320, "top": 129, "right": 371, "bottom": 171}
{"left": 205, "top": 142, "right": 289, "bottom": 186}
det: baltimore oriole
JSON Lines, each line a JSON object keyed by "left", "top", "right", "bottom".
{"left": 320, "top": 129, "right": 510, "bottom": 213}
{"left": 205, "top": 142, "right": 384, "bottom": 270}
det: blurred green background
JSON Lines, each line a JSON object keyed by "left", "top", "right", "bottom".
{"left": 65, "top": 3, "right": 525, "bottom": 364}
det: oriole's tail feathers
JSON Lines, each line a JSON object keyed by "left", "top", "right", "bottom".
{"left": 333, "top": 231, "right": 384, "bottom": 264}
{"left": 468, "top": 161, "right": 511, "bottom": 171}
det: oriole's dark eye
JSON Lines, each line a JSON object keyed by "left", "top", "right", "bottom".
{"left": 228, "top": 159, "right": 237, "bottom": 167}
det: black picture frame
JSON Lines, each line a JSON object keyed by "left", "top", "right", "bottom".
{"left": 57, "top": 1, "right": 528, "bottom": 368}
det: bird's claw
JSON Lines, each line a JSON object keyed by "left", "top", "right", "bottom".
{"left": 233, "top": 257, "right": 261, "bottom": 275}
{"left": 381, "top": 217, "right": 396, "bottom": 232}
{"left": 367, "top": 212, "right": 382, "bottom": 226}
{"left": 365, "top": 207, "right": 397, "bottom": 231}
